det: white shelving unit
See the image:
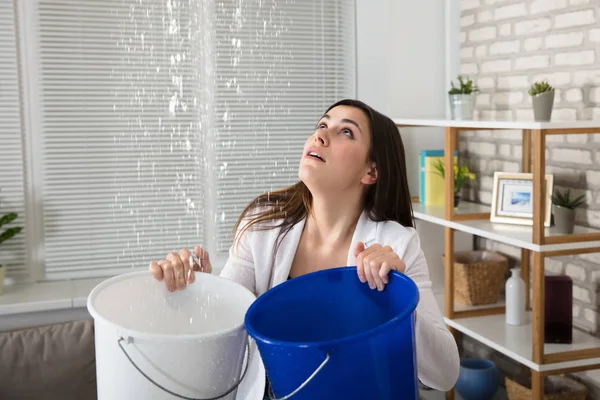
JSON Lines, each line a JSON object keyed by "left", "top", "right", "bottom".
{"left": 397, "top": 118, "right": 600, "bottom": 400}
{"left": 432, "top": 292, "right": 600, "bottom": 372}
{"left": 414, "top": 201, "right": 600, "bottom": 253}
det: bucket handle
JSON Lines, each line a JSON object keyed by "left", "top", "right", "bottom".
{"left": 118, "top": 336, "right": 250, "bottom": 400}
{"left": 267, "top": 352, "right": 330, "bottom": 400}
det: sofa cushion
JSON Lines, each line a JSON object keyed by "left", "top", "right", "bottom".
{"left": 0, "top": 319, "right": 96, "bottom": 400}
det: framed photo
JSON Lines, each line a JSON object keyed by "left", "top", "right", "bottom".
{"left": 490, "top": 172, "right": 554, "bottom": 227}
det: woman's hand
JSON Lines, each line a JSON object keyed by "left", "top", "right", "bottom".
{"left": 353, "top": 242, "right": 405, "bottom": 291}
{"left": 149, "top": 246, "right": 212, "bottom": 292}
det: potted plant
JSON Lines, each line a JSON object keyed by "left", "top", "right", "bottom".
{"left": 528, "top": 80, "right": 555, "bottom": 122}
{"left": 433, "top": 159, "right": 476, "bottom": 207}
{"left": 551, "top": 189, "right": 585, "bottom": 234}
{"left": 0, "top": 210, "right": 22, "bottom": 295}
{"left": 448, "top": 76, "right": 479, "bottom": 120}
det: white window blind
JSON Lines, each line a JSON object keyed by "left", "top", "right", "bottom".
{"left": 35, "top": 0, "right": 205, "bottom": 279}
{"left": 212, "top": 0, "right": 356, "bottom": 255}
{"left": 21, "top": 0, "right": 354, "bottom": 279}
{"left": 0, "top": 0, "right": 28, "bottom": 282}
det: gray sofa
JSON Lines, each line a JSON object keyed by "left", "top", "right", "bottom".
{"left": 0, "top": 320, "right": 97, "bottom": 399}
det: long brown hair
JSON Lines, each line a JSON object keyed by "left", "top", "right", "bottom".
{"left": 232, "top": 99, "right": 414, "bottom": 251}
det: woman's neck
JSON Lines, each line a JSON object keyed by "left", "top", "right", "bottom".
{"left": 305, "top": 193, "right": 363, "bottom": 247}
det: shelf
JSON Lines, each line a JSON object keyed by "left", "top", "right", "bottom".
{"left": 413, "top": 201, "right": 600, "bottom": 253}
{"left": 433, "top": 290, "right": 505, "bottom": 314}
{"left": 420, "top": 387, "right": 507, "bottom": 400}
{"left": 443, "top": 312, "right": 600, "bottom": 372}
{"left": 433, "top": 291, "right": 600, "bottom": 372}
{"left": 393, "top": 118, "right": 600, "bottom": 130}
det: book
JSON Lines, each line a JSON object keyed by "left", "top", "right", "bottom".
{"left": 419, "top": 150, "right": 458, "bottom": 205}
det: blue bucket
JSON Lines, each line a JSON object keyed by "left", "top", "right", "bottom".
{"left": 244, "top": 266, "right": 419, "bottom": 400}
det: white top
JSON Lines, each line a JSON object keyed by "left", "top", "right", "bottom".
{"left": 220, "top": 210, "right": 460, "bottom": 391}
{"left": 392, "top": 118, "right": 600, "bottom": 130}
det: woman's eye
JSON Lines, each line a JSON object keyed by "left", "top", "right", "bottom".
{"left": 318, "top": 123, "right": 326, "bottom": 129}
{"left": 342, "top": 128, "right": 354, "bottom": 138}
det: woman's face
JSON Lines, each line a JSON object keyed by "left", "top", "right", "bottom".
{"left": 298, "top": 105, "right": 377, "bottom": 193}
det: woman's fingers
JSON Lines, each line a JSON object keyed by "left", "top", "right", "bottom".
{"left": 369, "top": 253, "right": 389, "bottom": 291}
{"left": 378, "top": 260, "right": 393, "bottom": 286}
{"left": 195, "top": 246, "right": 213, "bottom": 274}
{"left": 178, "top": 248, "right": 194, "bottom": 283}
{"left": 362, "top": 256, "right": 376, "bottom": 290}
{"left": 149, "top": 260, "right": 164, "bottom": 281}
{"left": 357, "top": 244, "right": 380, "bottom": 290}
{"left": 355, "top": 244, "right": 405, "bottom": 291}
{"left": 167, "top": 252, "right": 186, "bottom": 290}
{"left": 160, "top": 260, "right": 176, "bottom": 292}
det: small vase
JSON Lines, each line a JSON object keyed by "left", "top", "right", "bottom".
{"left": 454, "top": 194, "right": 461, "bottom": 208}
{"left": 553, "top": 205, "right": 575, "bottom": 234}
{"left": 449, "top": 94, "right": 474, "bottom": 120}
{"left": 455, "top": 358, "right": 499, "bottom": 400}
{"left": 506, "top": 268, "right": 526, "bottom": 326}
{"left": 532, "top": 90, "right": 555, "bottom": 121}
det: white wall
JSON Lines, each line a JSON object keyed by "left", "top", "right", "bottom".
{"left": 356, "top": 0, "right": 458, "bottom": 195}
{"left": 355, "top": 0, "right": 470, "bottom": 289}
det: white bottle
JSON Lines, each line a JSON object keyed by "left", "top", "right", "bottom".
{"left": 506, "top": 268, "right": 526, "bottom": 326}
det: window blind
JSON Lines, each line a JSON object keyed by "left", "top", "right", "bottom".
{"left": 0, "top": 0, "right": 28, "bottom": 282}
{"left": 211, "top": 0, "right": 356, "bottom": 255}
{"left": 29, "top": 0, "right": 354, "bottom": 279}
{"left": 36, "top": 0, "right": 205, "bottom": 279}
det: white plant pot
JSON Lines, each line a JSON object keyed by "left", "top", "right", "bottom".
{"left": 449, "top": 94, "right": 474, "bottom": 120}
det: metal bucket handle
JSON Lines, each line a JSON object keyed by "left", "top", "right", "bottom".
{"left": 118, "top": 336, "right": 251, "bottom": 400}
{"left": 267, "top": 351, "right": 330, "bottom": 400}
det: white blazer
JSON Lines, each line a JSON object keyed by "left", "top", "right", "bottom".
{"left": 220, "top": 210, "right": 460, "bottom": 391}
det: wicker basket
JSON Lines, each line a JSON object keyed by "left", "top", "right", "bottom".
{"left": 506, "top": 375, "right": 588, "bottom": 400}
{"left": 443, "top": 250, "right": 508, "bottom": 306}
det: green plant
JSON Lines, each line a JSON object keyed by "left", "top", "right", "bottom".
{"left": 448, "top": 76, "right": 479, "bottom": 95}
{"left": 0, "top": 212, "right": 22, "bottom": 248}
{"left": 433, "top": 159, "right": 476, "bottom": 195}
{"left": 551, "top": 189, "right": 585, "bottom": 210}
{"left": 528, "top": 80, "right": 554, "bottom": 96}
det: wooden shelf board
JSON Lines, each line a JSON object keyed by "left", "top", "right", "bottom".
{"left": 443, "top": 311, "right": 600, "bottom": 372}
{"left": 433, "top": 290, "right": 505, "bottom": 314}
{"left": 393, "top": 118, "right": 600, "bottom": 130}
{"left": 413, "top": 201, "right": 600, "bottom": 253}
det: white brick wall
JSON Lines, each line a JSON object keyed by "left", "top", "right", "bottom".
{"left": 459, "top": 1, "right": 600, "bottom": 387}
{"left": 555, "top": 50, "right": 595, "bottom": 66}
{"left": 494, "top": 3, "right": 527, "bottom": 20}
{"left": 531, "top": 0, "right": 568, "bottom": 14}
{"left": 489, "top": 40, "right": 520, "bottom": 55}
{"left": 545, "top": 32, "right": 584, "bottom": 48}
{"left": 515, "top": 18, "right": 551, "bottom": 35}
{"left": 554, "top": 9, "right": 595, "bottom": 28}
{"left": 515, "top": 55, "right": 550, "bottom": 70}
{"left": 469, "top": 26, "right": 497, "bottom": 41}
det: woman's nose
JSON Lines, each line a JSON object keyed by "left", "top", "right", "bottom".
{"left": 314, "top": 131, "right": 329, "bottom": 146}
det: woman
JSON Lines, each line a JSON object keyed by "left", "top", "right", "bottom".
{"left": 150, "top": 99, "right": 460, "bottom": 391}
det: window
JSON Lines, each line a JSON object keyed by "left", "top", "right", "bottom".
{"left": 7, "top": 0, "right": 355, "bottom": 281}
{"left": 0, "top": 0, "right": 28, "bottom": 281}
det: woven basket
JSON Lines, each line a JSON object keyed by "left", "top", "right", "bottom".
{"left": 443, "top": 250, "right": 508, "bottom": 306}
{"left": 506, "top": 375, "right": 588, "bottom": 400}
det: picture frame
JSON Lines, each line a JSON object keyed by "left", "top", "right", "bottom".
{"left": 490, "top": 172, "right": 554, "bottom": 227}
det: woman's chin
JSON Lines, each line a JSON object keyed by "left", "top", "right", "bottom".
{"left": 298, "top": 169, "right": 328, "bottom": 189}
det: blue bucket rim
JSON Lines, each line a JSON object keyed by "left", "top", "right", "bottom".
{"left": 244, "top": 266, "right": 419, "bottom": 350}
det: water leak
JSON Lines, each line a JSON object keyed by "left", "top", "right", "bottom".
{"left": 108, "top": 0, "right": 352, "bottom": 335}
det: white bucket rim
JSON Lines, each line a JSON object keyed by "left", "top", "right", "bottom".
{"left": 87, "top": 270, "right": 257, "bottom": 341}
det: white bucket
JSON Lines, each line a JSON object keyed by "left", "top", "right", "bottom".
{"left": 87, "top": 270, "right": 260, "bottom": 400}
